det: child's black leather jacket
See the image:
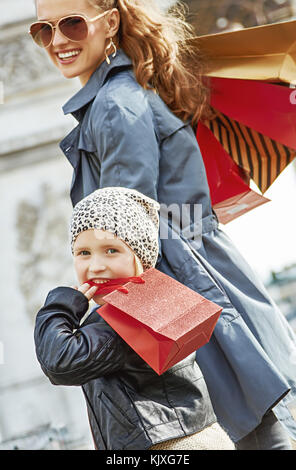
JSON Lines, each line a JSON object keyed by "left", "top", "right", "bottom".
{"left": 34, "top": 287, "right": 217, "bottom": 450}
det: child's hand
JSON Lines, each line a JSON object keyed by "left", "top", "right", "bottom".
{"left": 71, "top": 283, "right": 98, "bottom": 301}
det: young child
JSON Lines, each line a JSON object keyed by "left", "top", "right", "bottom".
{"left": 34, "top": 186, "right": 234, "bottom": 451}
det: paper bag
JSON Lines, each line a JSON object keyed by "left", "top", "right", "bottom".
{"left": 197, "top": 121, "right": 270, "bottom": 224}
{"left": 98, "top": 268, "right": 222, "bottom": 375}
{"left": 193, "top": 19, "right": 296, "bottom": 83}
{"left": 209, "top": 77, "right": 296, "bottom": 151}
{"left": 202, "top": 78, "right": 296, "bottom": 195}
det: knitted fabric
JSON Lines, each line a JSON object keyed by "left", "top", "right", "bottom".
{"left": 70, "top": 187, "right": 160, "bottom": 270}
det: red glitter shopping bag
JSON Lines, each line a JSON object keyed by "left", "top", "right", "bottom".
{"left": 97, "top": 268, "right": 222, "bottom": 375}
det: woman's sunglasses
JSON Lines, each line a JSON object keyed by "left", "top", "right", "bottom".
{"left": 29, "top": 10, "right": 110, "bottom": 48}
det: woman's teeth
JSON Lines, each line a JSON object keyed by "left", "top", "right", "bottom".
{"left": 58, "top": 50, "right": 80, "bottom": 59}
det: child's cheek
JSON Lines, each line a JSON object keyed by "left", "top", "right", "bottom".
{"left": 74, "top": 260, "right": 87, "bottom": 285}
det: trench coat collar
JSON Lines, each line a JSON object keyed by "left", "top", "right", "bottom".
{"left": 62, "top": 49, "right": 133, "bottom": 121}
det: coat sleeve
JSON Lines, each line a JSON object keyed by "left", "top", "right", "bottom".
{"left": 89, "top": 80, "right": 160, "bottom": 202}
{"left": 34, "top": 287, "right": 132, "bottom": 386}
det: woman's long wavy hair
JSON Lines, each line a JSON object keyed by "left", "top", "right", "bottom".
{"left": 89, "top": 0, "right": 210, "bottom": 126}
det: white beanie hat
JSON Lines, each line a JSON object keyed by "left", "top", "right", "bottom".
{"left": 70, "top": 187, "right": 160, "bottom": 270}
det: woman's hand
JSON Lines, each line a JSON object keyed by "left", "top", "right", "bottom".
{"left": 71, "top": 283, "right": 98, "bottom": 301}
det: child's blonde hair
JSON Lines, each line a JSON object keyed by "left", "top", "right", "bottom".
{"left": 134, "top": 254, "right": 144, "bottom": 276}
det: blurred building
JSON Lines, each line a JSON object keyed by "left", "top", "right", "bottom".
{"left": 1, "top": 0, "right": 296, "bottom": 450}
{"left": 183, "top": 0, "right": 296, "bottom": 35}
{"left": 0, "top": 0, "right": 92, "bottom": 450}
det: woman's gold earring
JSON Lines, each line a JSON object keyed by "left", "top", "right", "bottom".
{"left": 105, "top": 38, "right": 117, "bottom": 65}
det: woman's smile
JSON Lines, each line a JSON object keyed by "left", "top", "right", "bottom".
{"left": 55, "top": 48, "right": 82, "bottom": 65}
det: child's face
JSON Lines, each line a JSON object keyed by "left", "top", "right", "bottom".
{"left": 73, "top": 229, "right": 136, "bottom": 305}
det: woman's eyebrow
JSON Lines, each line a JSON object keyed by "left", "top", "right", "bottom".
{"left": 38, "top": 12, "right": 84, "bottom": 21}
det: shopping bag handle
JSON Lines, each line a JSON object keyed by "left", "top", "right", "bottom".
{"left": 88, "top": 276, "right": 145, "bottom": 295}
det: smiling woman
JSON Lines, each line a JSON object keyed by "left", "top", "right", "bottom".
{"left": 30, "top": 0, "right": 209, "bottom": 123}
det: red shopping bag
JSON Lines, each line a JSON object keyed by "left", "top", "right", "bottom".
{"left": 209, "top": 77, "right": 296, "bottom": 150}
{"left": 197, "top": 121, "right": 270, "bottom": 224}
{"left": 97, "top": 268, "right": 222, "bottom": 375}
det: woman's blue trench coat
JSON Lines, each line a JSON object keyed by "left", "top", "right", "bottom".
{"left": 60, "top": 50, "right": 296, "bottom": 443}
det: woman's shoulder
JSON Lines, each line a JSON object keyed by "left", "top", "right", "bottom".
{"left": 92, "top": 69, "right": 151, "bottom": 118}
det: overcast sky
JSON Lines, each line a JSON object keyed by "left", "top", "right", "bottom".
{"left": 222, "top": 163, "right": 296, "bottom": 283}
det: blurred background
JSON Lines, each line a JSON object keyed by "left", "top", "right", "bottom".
{"left": 0, "top": 0, "right": 295, "bottom": 450}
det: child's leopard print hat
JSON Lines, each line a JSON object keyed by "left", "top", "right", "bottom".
{"left": 70, "top": 187, "right": 160, "bottom": 270}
